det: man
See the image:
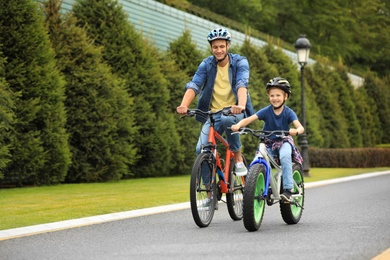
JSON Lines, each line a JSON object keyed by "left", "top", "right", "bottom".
{"left": 177, "top": 28, "right": 254, "bottom": 176}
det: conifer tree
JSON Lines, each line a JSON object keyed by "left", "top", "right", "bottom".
{"left": 73, "top": 0, "right": 181, "bottom": 177}
{"left": 167, "top": 29, "right": 205, "bottom": 78}
{"left": 162, "top": 29, "right": 205, "bottom": 174}
{"left": 363, "top": 72, "right": 390, "bottom": 144}
{"left": 43, "top": 0, "right": 137, "bottom": 182}
{"left": 0, "top": 51, "right": 15, "bottom": 180}
{"left": 354, "top": 87, "right": 381, "bottom": 147}
{"left": 306, "top": 63, "right": 350, "bottom": 148}
{"left": 334, "top": 65, "right": 362, "bottom": 147}
{"left": 0, "top": 0, "right": 70, "bottom": 185}
{"left": 299, "top": 66, "right": 324, "bottom": 148}
{"left": 239, "top": 39, "right": 277, "bottom": 111}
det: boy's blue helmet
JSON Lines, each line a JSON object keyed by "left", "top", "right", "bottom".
{"left": 207, "top": 28, "right": 231, "bottom": 43}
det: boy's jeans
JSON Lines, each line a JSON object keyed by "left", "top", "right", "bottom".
{"left": 267, "top": 142, "right": 293, "bottom": 190}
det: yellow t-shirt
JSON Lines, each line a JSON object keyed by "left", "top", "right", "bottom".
{"left": 210, "top": 62, "right": 235, "bottom": 112}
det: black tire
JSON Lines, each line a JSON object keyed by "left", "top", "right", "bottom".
{"left": 190, "top": 152, "right": 217, "bottom": 227}
{"left": 226, "top": 157, "right": 246, "bottom": 221}
{"left": 280, "top": 163, "right": 305, "bottom": 224}
{"left": 242, "top": 163, "right": 266, "bottom": 232}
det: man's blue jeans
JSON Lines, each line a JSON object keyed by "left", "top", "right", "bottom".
{"left": 196, "top": 112, "right": 244, "bottom": 185}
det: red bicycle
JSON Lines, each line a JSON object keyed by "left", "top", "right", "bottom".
{"left": 182, "top": 108, "right": 246, "bottom": 227}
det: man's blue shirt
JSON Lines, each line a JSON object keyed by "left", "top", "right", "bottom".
{"left": 186, "top": 53, "right": 254, "bottom": 122}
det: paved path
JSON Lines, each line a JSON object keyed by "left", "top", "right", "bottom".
{"left": 1, "top": 170, "right": 390, "bottom": 260}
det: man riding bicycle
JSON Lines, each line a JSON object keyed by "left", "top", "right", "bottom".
{"left": 177, "top": 28, "right": 254, "bottom": 176}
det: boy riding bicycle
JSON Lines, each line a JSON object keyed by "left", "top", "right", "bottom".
{"left": 231, "top": 77, "right": 304, "bottom": 202}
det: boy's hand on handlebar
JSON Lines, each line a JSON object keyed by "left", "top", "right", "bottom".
{"left": 289, "top": 129, "right": 299, "bottom": 136}
{"left": 231, "top": 105, "right": 245, "bottom": 114}
{"left": 176, "top": 105, "right": 188, "bottom": 114}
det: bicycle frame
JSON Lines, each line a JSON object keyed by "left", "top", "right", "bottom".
{"left": 202, "top": 115, "right": 234, "bottom": 194}
{"left": 185, "top": 108, "right": 246, "bottom": 227}
{"left": 249, "top": 141, "right": 302, "bottom": 201}
{"left": 238, "top": 128, "right": 305, "bottom": 231}
{"left": 249, "top": 142, "right": 281, "bottom": 199}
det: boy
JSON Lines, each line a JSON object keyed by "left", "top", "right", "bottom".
{"left": 231, "top": 77, "right": 303, "bottom": 201}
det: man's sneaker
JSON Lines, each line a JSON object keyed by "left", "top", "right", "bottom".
{"left": 235, "top": 162, "right": 247, "bottom": 176}
{"left": 199, "top": 198, "right": 211, "bottom": 211}
{"left": 280, "top": 189, "right": 298, "bottom": 202}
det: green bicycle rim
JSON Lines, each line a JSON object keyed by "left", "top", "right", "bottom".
{"left": 290, "top": 169, "right": 303, "bottom": 216}
{"left": 254, "top": 173, "right": 265, "bottom": 223}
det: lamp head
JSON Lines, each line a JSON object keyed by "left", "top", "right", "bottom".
{"left": 295, "top": 35, "right": 311, "bottom": 65}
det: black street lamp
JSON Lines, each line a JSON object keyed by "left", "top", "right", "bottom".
{"left": 295, "top": 35, "right": 311, "bottom": 177}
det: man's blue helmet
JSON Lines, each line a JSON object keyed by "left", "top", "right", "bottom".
{"left": 207, "top": 28, "right": 231, "bottom": 43}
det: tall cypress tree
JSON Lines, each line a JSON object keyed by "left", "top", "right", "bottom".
{"left": 73, "top": 0, "right": 181, "bottom": 177}
{"left": 0, "top": 51, "right": 15, "bottom": 180}
{"left": 163, "top": 29, "right": 203, "bottom": 174}
{"left": 363, "top": 72, "right": 390, "bottom": 144}
{"left": 0, "top": 0, "right": 70, "bottom": 185}
{"left": 334, "top": 65, "right": 362, "bottom": 147}
{"left": 354, "top": 87, "right": 381, "bottom": 147}
{"left": 306, "top": 63, "right": 350, "bottom": 148}
{"left": 300, "top": 66, "right": 324, "bottom": 148}
{"left": 239, "top": 39, "right": 277, "bottom": 112}
{"left": 43, "top": 0, "right": 137, "bottom": 182}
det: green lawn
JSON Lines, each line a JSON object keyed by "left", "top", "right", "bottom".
{"left": 1, "top": 167, "right": 389, "bottom": 230}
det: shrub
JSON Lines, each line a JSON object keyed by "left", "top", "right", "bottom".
{"left": 309, "top": 147, "right": 390, "bottom": 168}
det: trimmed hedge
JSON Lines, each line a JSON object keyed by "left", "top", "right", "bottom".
{"left": 309, "top": 147, "right": 390, "bottom": 168}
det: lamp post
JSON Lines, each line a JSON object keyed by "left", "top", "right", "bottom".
{"left": 295, "top": 35, "right": 311, "bottom": 177}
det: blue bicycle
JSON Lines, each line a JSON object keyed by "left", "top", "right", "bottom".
{"left": 233, "top": 128, "right": 305, "bottom": 232}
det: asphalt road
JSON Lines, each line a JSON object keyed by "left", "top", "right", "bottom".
{"left": 1, "top": 173, "right": 390, "bottom": 260}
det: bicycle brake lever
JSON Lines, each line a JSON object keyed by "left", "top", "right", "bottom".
{"left": 222, "top": 108, "right": 232, "bottom": 116}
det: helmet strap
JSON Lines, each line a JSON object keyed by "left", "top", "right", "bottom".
{"left": 217, "top": 53, "right": 228, "bottom": 63}
{"left": 272, "top": 100, "right": 285, "bottom": 110}
{"left": 216, "top": 43, "right": 229, "bottom": 63}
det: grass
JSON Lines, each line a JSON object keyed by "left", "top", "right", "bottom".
{"left": 1, "top": 167, "right": 389, "bottom": 230}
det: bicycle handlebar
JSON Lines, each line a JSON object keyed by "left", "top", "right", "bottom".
{"left": 229, "top": 127, "right": 290, "bottom": 138}
{"left": 180, "top": 107, "right": 233, "bottom": 120}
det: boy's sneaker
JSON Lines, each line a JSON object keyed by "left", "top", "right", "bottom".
{"left": 280, "top": 189, "right": 298, "bottom": 202}
{"left": 235, "top": 162, "right": 247, "bottom": 176}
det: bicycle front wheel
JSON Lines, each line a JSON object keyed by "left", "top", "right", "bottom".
{"left": 190, "top": 152, "right": 217, "bottom": 228}
{"left": 243, "top": 163, "right": 266, "bottom": 232}
{"left": 226, "top": 157, "right": 246, "bottom": 220}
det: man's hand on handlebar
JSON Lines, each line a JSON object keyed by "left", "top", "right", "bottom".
{"left": 176, "top": 105, "right": 188, "bottom": 115}
{"left": 231, "top": 105, "right": 245, "bottom": 115}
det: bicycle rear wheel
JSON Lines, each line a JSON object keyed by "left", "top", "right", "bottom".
{"left": 226, "top": 157, "right": 246, "bottom": 220}
{"left": 190, "top": 152, "right": 217, "bottom": 228}
{"left": 243, "top": 163, "right": 266, "bottom": 231}
{"left": 280, "top": 163, "right": 305, "bottom": 224}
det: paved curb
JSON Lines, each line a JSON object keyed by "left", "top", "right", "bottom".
{"left": 0, "top": 202, "right": 190, "bottom": 241}
{"left": 1, "top": 170, "right": 389, "bottom": 241}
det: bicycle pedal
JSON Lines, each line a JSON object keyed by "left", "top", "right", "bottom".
{"left": 292, "top": 200, "right": 304, "bottom": 209}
